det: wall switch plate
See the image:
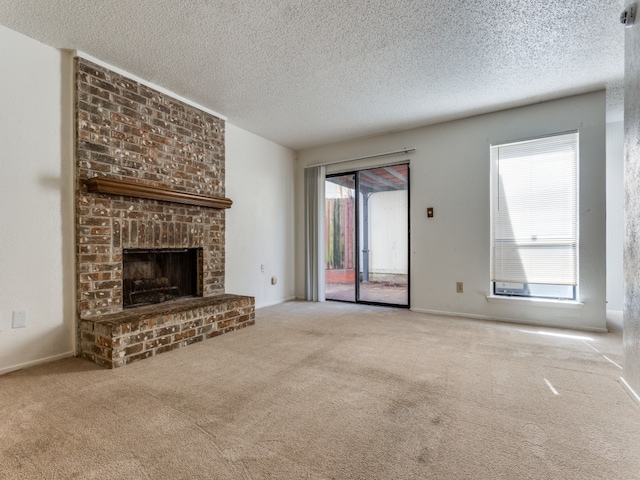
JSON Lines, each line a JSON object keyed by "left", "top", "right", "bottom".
{"left": 261, "top": 264, "right": 265, "bottom": 273}
{"left": 621, "top": 4, "right": 636, "bottom": 27}
{"left": 456, "top": 282, "right": 464, "bottom": 293}
{"left": 12, "top": 311, "right": 26, "bottom": 328}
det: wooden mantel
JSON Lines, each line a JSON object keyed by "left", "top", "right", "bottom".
{"left": 84, "top": 177, "right": 232, "bottom": 209}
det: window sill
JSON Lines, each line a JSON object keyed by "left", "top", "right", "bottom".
{"left": 486, "top": 295, "right": 584, "bottom": 309}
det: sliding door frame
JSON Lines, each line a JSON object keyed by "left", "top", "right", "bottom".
{"left": 325, "top": 163, "right": 410, "bottom": 308}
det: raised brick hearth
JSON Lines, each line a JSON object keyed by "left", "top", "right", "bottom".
{"left": 80, "top": 295, "right": 255, "bottom": 368}
{"left": 75, "top": 58, "right": 254, "bottom": 368}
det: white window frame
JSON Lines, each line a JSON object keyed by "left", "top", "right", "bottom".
{"left": 489, "top": 131, "right": 579, "bottom": 301}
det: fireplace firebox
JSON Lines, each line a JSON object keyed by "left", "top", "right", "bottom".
{"left": 123, "top": 248, "right": 203, "bottom": 308}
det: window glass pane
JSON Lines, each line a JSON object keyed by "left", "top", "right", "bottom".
{"left": 325, "top": 175, "right": 356, "bottom": 302}
{"left": 494, "top": 282, "right": 575, "bottom": 300}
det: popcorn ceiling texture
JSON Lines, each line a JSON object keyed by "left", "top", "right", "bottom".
{"left": 623, "top": 18, "right": 640, "bottom": 399}
{"left": 0, "top": 0, "right": 625, "bottom": 149}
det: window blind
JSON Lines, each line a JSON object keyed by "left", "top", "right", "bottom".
{"left": 490, "top": 132, "right": 578, "bottom": 286}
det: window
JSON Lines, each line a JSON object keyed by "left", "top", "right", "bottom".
{"left": 490, "top": 132, "right": 578, "bottom": 300}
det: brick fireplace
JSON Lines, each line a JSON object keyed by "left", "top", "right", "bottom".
{"left": 75, "top": 58, "right": 254, "bottom": 368}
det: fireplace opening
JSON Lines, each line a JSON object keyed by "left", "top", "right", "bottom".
{"left": 123, "top": 248, "right": 203, "bottom": 308}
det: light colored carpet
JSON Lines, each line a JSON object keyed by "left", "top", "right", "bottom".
{"left": 1, "top": 301, "right": 638, "bottom": 479}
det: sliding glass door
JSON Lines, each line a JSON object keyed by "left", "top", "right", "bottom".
{"left": 325, "top": 164, "right": 409, "bottom": 307}
{"left": 325, "top": 174, "right": 357, "bottom": 302}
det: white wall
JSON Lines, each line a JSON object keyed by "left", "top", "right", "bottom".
{"left": 225, "top": 124, "right": 296, "bottom": 309}
{"left": 365, "top": 190, "right": 408, "bottom": 274}
{"left": 296, "top": 92, "right": 607, "bottom": 331}
{"left": 0, "top": 25, "right": 75, "bottom": 374}
{"left": 0, "top": 24, "right": 297, "bottom": 374}
{"left": 606, "top": 121, "right": 624, "bottom": 326}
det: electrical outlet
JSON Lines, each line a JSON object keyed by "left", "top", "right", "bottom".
{"left": 260, "top": 264, "right": 265, "bottom": 273}
{"left": 621, "top": 4, "right": 636, "bottom": 27}
{"left": 456, "top": 282, "right": 463, "bottom": 293}
{"left": 12, "top": 311, "right": 27, "bottom": 328}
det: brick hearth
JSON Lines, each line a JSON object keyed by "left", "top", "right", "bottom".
{"left": 80, "top": 295, "right": 255, "bottom": 368}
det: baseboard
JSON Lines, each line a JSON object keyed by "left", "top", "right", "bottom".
{"left": 256, "top": 296, "right": 297, "bottom": 310}
{"left": 0, "top": 351, "right": 75, "bottom": 377}
{"left": 620, "top": 377, "right": 640, "bottom": 406}
{"left": 410, "top": 307, "right": 608, "bottom": 333}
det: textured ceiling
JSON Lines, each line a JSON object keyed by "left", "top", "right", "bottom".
{"left": 0, "top": 0, "right": 625, "bottom": 150}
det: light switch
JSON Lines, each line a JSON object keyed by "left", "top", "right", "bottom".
{"left": 427, "top": 207, "right": 434, "bottom": 218}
